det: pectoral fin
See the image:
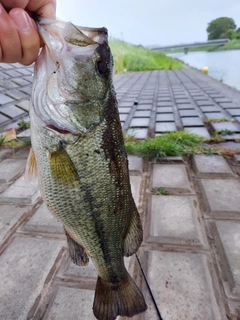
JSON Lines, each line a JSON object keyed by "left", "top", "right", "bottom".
{"left": 65, "top": 229, "right": 89, "bottom": 266}
{"left": 25, "top": 148, "right": 38, "bottom": 181}
{"left": 124, "top": 203, "right": 143, "bottom": 257}
{"left": 48, "top": 143, "right": 79, "bottom": 187}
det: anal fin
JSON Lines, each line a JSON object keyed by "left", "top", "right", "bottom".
{"left": 124, "top": 202, "right": 143, "bottom": 257}
{"left": 65, "top": 229, "right": 89, "bottom": 266}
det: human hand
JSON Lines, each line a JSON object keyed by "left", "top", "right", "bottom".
{"left": 0, "top": 0, "right": 56, "bottom": 65}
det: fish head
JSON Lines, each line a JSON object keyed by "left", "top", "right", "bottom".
{"left": 32, "top": 19, "right": 114, "bottom": 136}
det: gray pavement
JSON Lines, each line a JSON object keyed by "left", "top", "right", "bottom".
{"left": 0, "top": 63, "right": 240, "bottom": 320}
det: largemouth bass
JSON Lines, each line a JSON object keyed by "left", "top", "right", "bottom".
{"left": 26, "top": 18, "right": 147, "bottom": 320}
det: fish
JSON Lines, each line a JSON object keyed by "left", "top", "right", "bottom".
{"left": 26, "top": 18, "right": 147, "bottom": 320}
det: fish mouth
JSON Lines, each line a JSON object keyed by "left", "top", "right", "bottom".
{"left": 32, "top": 18, "right": 109, "bottom": 135}
{"left": 47, "top": 124, "right": 72, "bottom": 135}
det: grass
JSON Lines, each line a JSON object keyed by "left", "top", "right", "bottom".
{"left": 220, "top": 39, "right": 240, "bottom": 50}
{"left": 152, "top": 187, "right": 168, "bottom": 195}
{"left": 17, "top": 119, "right": 30, "bottom": 130}
{"left": 124, "top": 131, "right": 204, "bottom": 160}
{"left": 109, "top": 39, "right": 182, "bottom": 73}
{"left": 124, "top": 130, "right": 240, "bottom": 160}
{"left": 204, "top": 118, "right": 236, "bottom": 123}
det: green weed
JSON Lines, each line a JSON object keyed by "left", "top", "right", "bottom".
{"left": 109, "top": 39, "right": 182, "bottom": 73}
{"left": 152, "top": 187, "right": 168, "bottom": 195}
{"left": 124, "top": 131, "right": 204, "bottom": 160}
{"left": 17, "top": 118, "right": 30, "bottom": 130}
{"left": 204, "top": 118, "right": 235, "bottom": 123}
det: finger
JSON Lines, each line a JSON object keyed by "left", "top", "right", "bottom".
{"left": 0, "top": 4, "right": 22, "bottom": 63}
{"left": 27, "top": 0, "right": 56, "bottom": 19}
{"left": 9, "top": 8, "right": 40, "bottom": 65}
{"left": 0, "top": 0, "right": 29, "bottom": 11}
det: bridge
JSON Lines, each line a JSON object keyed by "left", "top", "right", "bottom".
{"left": 150, "top": 39, "right": 229, "bottom": 53}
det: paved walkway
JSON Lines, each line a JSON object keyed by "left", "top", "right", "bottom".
{"left": 0, "top": 63, "right": 240, "bottom": 320}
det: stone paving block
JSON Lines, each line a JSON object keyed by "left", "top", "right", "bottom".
{"left": 156, "top": 113, "right": 174, "bottom": 121}
{"left": 193, "top": 155, "right": 233, "bottom": 177}
{"left": 155, "top": 122, "right": 177, "bottom": 132}
{"left": 130, "top": 118, "right": 150, "bottom": 127}
{"left": 177, "top": 103, "right": 193, "bottom": 109}
{"left": 118, "top": 102, "right": 133, "bottom": 107}
{"left": 17, "top": 128, "right": 31, "bottom": 138}
{"left": 149, "top": 195, "right": 204, "bottom": 245}
{"left": 227, "top": 109, "right": 240, "bottom": 116}
{"left": 179, "top": 109, "right": 198, "bottom": 117}
{"left": 212, "top": 121, "right": 240, "bottom": 132}
{"left": 152, "top": 164, "right": 191, "bottom": 192}
{"left": 63, "top": 256, "right": 131, "bottom": 279}
{"left": 20, "top": 86, "right": 32, "bottom": 96}
{"left": 144, "top": 251, "right": 221, "bottom": 320}
{"left": 215, "top": 221, "right": 240, "bottom": 294}
{"left": 204, "top": 112, "right": 227, "bottom": 119}
{"left": 0, "top": 205, "right": 28, "bottom": 243}
{"left": 0, "top": 93, "right": 14, "bottom": 105}
{"left": 175, "top": 99, "right": 190, "bottom": 104}
{"left": 134, "top": 110, "right": 151, "bottom": 117}
{"left": 157, "top": 106, "right": 173, "bottom": 113}
{"left": 137, "top": 104, "right": 152, "bottom": 110}
{"left": 158, "top": 96, "right": 171, "bottom": 102}
{"left": 16, "top": 68, "right": 32, "bottom": 76}
{"left": 130, "top": 175, "right": 142, "bottom": 206}
{"left": 220, "top": 102, "right": 240, "bottom": 109}
{"left": 0, "top": 79, "right": 19, "bottom": 89}
{"left": 23, "top": 203, "right": 64, "bottom": 234}
{"left": 6, "top": 89, "right": 28, "bottom": 100}
{"left": 157, "top": 101, "right": 172, "bottom": 107}
{"left": 196, "top": 101, "right": 214, "bottom": 106}
{"left": 214, "top": 97, "right": 232, "bottom": 103}
{"left": 192, "top": 95, "right": 209, "bottom": 101}
{"left": 128, "top": 128, "right": 148, "bottom": 139}
{"left": 0, "top": 175, "right": 40, "bottom": 205}
{"left": 182, "top": 117, "right": 203, "bottom": 127}
{"left": 200, "top": 106, "right": 219, "bottom": 112}
{"left": 64, "top": 257, "right": 97, "bottom": 278}
{"left": 0, "top": 236, "right": 64, "bottom": 320}
{"left": 119, "top": 113, "right": 128, "bottom": 122}
{"left": 0, "top": 149, "right": 13, "bottom": 162}
{"left": 0, "top": 105, "right": 26, "bottom": 119}
{"left": 44, "top": 287, "right": 96, "bottom": 320}
{"left": 0, "top": 159, "right": 26, "bottom": 184}
{"left": 11, "top": 78, "right": 31, "bottom": 86}
{"left": 128, "top": 155, "right": 144, "bottom": 175}
{"left": 15, "top": 99, "right": 30, "bottom": 111}
{"left": 201, "top": 179, "right": 240, "bottom": 217}
{"left": 118, "top": 107, "right": 131, "bottom": 113}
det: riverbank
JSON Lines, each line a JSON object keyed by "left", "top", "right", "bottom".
{"left": 164, "top": 39, "right": 240, "bottom": 54}
{"left": 109, "top": 39, "right": 183, "bottom": 73}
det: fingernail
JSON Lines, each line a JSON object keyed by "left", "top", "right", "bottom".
{"left": 11, "top": 9, "right": 31, "bottom": 32}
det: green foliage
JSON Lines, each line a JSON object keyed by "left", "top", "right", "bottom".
{"left": 207, "top": 17, "right": 236, "bottom": 40}
{"left": 152, "top": 188, "right": 168, "bottom": 195}
{"left": 109, "top": 39, "right": 182, "bottom": 73}
{"left": 124, "top": 131, "right": 204, "bottom": 160}
{"left": 0, "top": 133, "right": 6, "bottom": 146}
{"left": 17, "top": 118, "right": 30, "bottom": 130}
{"left": 204, "top": 118, "right": 235, "bottom": 123}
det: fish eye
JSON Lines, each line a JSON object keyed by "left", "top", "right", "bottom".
{"left": 97, "top": 60, "right": 108, "bottom": 75}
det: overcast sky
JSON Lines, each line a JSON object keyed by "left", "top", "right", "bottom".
{"left": 56, "top": 0, "right": 240, "bottom": 47}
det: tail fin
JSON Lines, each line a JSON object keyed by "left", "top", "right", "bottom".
{"left": 93, "top": 273, "right": 147, "bottom": 320}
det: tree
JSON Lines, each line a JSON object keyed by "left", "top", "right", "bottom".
{"left": 207, "top": 17, "right": 236, "bottom": 40}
